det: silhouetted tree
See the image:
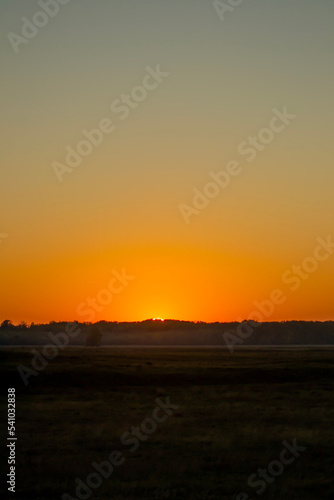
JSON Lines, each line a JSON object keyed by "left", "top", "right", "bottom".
{"left": 1, "top": 319, "right": 14, "bottom": 330}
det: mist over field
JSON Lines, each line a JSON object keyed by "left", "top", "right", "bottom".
{"left": 1, "top": 319, "right": 334, "bottom": 347}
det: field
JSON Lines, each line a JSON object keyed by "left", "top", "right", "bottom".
{"left": 1, "top": 347, "right": 334, "bottom": 499}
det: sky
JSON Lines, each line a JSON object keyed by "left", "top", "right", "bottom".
{"left": 1, "top": 0, "right": 333, "bottom": 323}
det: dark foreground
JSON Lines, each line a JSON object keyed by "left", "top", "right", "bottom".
{"left": 1, "top": 347, "right": 334, "bottom": 499}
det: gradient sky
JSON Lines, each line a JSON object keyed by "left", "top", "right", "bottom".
{"left": 1, "top": 0, "right": 333, "bottom": 323}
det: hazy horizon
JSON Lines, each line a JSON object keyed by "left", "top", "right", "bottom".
{"left": 1, "top": 318, "right": 334, "bottom": 328}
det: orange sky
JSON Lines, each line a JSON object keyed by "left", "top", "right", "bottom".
{"left": 1, "top": 0, "right": 333, "bottom": 323}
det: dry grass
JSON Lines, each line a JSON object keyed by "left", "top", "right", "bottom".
{"left": 0, "top": 347, "right": 333, "bottom": 499}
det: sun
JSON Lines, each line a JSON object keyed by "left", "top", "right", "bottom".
{"left": 152, "top": 317, "right": 164, "bottom": 322}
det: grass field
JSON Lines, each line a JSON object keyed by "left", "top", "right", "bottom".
{"left": 1, "top": 347, "right": 334, "bottom": 499}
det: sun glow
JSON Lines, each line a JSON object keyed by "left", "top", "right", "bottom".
{"left": 152, "top": 318, "right": 164, "bottom": 322}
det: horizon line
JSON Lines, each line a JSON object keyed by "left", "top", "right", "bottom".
{"left": 1, "top": 318, "right": 334, "bottom": 327}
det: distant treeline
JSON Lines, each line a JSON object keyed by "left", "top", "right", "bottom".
{"left": 0, "top": 319, "right": 333, "bottom": 346}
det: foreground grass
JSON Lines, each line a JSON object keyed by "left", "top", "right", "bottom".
{"left": 0, "top": 347, "right": 334, "bottom": 499}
